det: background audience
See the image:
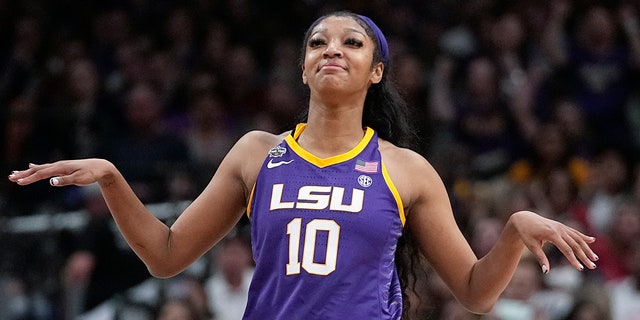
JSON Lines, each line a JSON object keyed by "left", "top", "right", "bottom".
{"left": 1, "top": 0, "right": 639, "bottom": 319}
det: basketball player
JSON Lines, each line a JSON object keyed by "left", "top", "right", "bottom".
{"left": 9, "top": 11, "right": 598, "bottom": 319}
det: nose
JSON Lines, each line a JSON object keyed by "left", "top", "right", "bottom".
{"left": 323, "top": 40, "right": 342, "bottom": 59}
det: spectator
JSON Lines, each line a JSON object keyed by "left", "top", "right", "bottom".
{"left": 468, "top": 215, "right": 503, "bottom": 258}
{"left": 562, "top": 281, "right": 611, "bottom": 320}
{"left": 2, "top": 2, "right": 637, "bottom": 319}
{"left": 0, "top": 275, "right": 51, "bottom": 320}
{"left": 592, "top": 198, "right": 640, "bottom": 283}
{"left": 549, "top": 98, "right": 592, "bottom": 162}
{"left": 205, "top": 234, "right": 254, "bottom": 320}
{"left": 218, "top": 44, "right": 266, "bottom": 124}
{"left": 156, "top": 298, "right": 205, "bottom": 320}
{"left": 508, "top": 121, "right": 587, "bottom": 190}
{"left": 535, "top": 168, "right": 589, "bottom": 227}
{"left": 0, "top": 15, "right": 44, "bottom": 104}
{"left": 541, "top": 2, "right": 640, "bottom": 154}
{"left": 97, "top": 83, "right": 189, "bottom": 203}
{"left": 430, "top": 55, "right": 525, "bottom": 179}
{"left": 45, "top": 57, "right": 120, "bottom": 159}
{"left": 181, "top": 89, "right": 239, "bottom": 190}
{"left": 608, "top": 238, "right": 640, "bottom": 319}
{"left": 62, "top": 183, "right": 150, "bottom": 316}
{"left": 90, "top": 8, "right": 134, "bottom": 80}
{"left": 581, "top": 148, "right": 631, "bottom": 235}
{"left": 493, "top": 254, "right": 555, "bottom": 320}
{"left": 0, "top": 95, "right": 55, "bottom": 216}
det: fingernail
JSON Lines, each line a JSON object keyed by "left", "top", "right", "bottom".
{"left": 590, "top": 262, "right": 597, "bottom": 268}
{"left": 50, "top": 178, "right": 59, "bottom": 186}
{"left": 541, "top": 265, "right": 548, "bottom": 274}
{"left": 578, "top": 263, "right": 584, "bottom": 271}
{"left": 593, "top": 254, "right": 599, "bottom": 261}
{"left": 29, "top": 163, "right": 35, "bottom": 168}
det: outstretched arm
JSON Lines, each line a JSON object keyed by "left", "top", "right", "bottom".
{"left": 8, "top": 131, "right": 273, "bottom": 278}
{"left": 383, "top": 146, "right": 597, "bottom": 314}
{"left": 10, "top": 159, "right": 180, "bottom": 276}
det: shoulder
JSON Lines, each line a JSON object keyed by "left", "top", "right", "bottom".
{"left": 226, "top": 130, "right": 290, "bottom": 186}
{"left": 378, "top": 140, "right": 425, "bottom": 165}
{"left": 378, "top": 139, "right": 446, "bottom": 212}
{"left": 229, "top": 130, "right": 290, "bottom": 160}
{"left": 378, "top": 140, "right": 437, "bottom": 182}
{"left": 237, "top": 130, "right": 289, "bottom": 147}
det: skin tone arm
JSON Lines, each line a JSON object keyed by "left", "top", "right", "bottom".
{"left": 380, "top": 142, "right": 598, "bottom": 314}
{"left": 8, "top": 130, "right": 282, "bottom": 278}
{"left": 11, "top": 127, "right": 595, "bottom": 313}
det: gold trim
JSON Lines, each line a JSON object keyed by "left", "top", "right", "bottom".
{"left": 381, "top": 161, "right": 405, "bottom": 226}
{"left": 246, "top": 184, "right": 256, "bottom": 219}
{"left": 285, "top": 123, "right": 375, "bottom": 168}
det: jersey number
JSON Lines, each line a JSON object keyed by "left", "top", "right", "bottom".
{"left": 286, "top": 218, "right": 340, "bottom": 276}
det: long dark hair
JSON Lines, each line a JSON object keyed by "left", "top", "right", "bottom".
{"left": 298, "top": 11, "right": 424, "bottom": 319}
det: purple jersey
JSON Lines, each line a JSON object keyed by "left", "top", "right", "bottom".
{"left": 244, "top": 124, "right": 405, "bottom": 320}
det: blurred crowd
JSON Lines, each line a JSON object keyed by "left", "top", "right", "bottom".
{"left": 1, "top": 0, "right": 640, "bottom": 319}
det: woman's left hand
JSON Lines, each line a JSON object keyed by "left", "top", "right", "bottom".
{"left": 509, "top": 210, "right": 598, "bottom": 273}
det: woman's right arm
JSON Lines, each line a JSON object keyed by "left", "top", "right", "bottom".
{"left": 8, "top": 131, "right": 275, "bottom": 278}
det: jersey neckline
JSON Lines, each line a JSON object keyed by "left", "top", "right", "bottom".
{"left": 285, "top": 123, "right": 375, "bottom": 168}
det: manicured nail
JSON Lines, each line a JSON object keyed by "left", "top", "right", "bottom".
{"left": 50, "top": 178, "right": 59, "bottom": 186}
{"left": 593, "top": 254, "right": 599, "bottom": 261}
{"left": 541, "top": 265, "right": 548, "bottom": 274}
{"left": 578, "top": 263, "right": 584, "bottom": 271}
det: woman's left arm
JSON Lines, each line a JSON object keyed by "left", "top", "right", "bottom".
{"left": 384, "top": 146, "right": 597, "bottom": 314}
{"left": 465, "top": 210, "right": 597, "bottom": 312}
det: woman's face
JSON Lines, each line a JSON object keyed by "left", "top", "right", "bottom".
{"left": 301, "top": 16, "right": 383, "bottom": 96}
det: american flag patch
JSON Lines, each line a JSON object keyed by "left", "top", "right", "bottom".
{"left": 355, "top": 159, "right": 378, "bottom": 173}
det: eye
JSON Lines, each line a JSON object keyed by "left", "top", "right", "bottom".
{"left": 344, "top": 38, "right": 363, "bottom": 47}
{"left": 308, "top": 38, "right": 325, "bottom": 48}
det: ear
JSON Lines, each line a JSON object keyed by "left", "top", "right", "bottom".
{"left": 301, "top": 65, "right": 308, "bottom": 84}
{"left": 371, "top": 62, "right": 384, "bottom": 84}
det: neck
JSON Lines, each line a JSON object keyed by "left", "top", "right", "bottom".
{"left": 298, "top": 99, "right": 366, "bottom": 158}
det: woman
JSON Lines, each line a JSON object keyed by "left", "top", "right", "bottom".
{"left": 8, "top": 12, "right": 597, "bottom": 319}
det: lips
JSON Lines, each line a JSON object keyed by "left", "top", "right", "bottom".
{"left": 319, "top": 61, "right": 346, "bottom": 71}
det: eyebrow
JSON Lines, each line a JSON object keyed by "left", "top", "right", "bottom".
{"left": 310, "top": 27, "right": 367, "bottom": 38}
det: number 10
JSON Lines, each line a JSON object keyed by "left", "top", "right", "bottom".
{"left": 286, "top": 218, "right": 341, "bottom": 276}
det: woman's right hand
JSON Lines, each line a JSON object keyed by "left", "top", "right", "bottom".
{"left": 8, "top": 159, "right": 117, "bottom": 187}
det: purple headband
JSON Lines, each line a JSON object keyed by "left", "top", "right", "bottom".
{"left": 357, "top": 15, "right": 390, "bottom": 66}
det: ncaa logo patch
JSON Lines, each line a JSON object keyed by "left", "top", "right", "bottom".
{"left": 268, "top": 145, "right": 287, "bottom": 158}
{"left": 357, "top": 175, "right": 372, "bottom": 188}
